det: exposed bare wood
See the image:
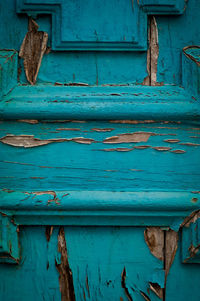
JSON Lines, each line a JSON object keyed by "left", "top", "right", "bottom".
{"left": 45, "top": 226, "right": 54, "bottom": 242}
{"left": 55, "top": 227, "right": 76, "bottom": 301}
{"left": 170, "top": 149, "right": 186, "bottom": 154}
{"left": 149, "top": 282, "right": 163, "bottom": 299}
{"left": 0, "top": 135, "right": 96, "bottom": 148}
{"left": 143, "top": 16, "right": 163, "bottom": 86}
{"left": 19, "top": 17, "right": 48, "bottom": 85}
{"left": 103, "top": 132, "right": 153, "bottom": 144}
{"left": 121, "top": 267, "right": 133, "bottom": 301}
{"left": 165, "top": 230, "right": 179, "bottom": 277}
{"left": 153, "top": 147, "right": 171, "bottom": 151}
{"left": 144, "top": 227, "right": 164, "bottom": 261}
{"left": 17, "top": 120, "right": 39, "bottom": 124}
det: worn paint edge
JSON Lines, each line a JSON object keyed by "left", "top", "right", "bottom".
{"left": 0, "top": 190, "right": 199, "bottom": 226}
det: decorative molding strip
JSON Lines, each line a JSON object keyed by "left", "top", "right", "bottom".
{"left": 140, "top": 0, "right": 186, "bottom": 14}
{"left": 16, "top": 0, "right": 185, "bottom": 51}
{"left": 0, "top": 190, "right": 199, "bottom": 227}
{"left": 1, "top": 84, "right": 199, "bottom": 120}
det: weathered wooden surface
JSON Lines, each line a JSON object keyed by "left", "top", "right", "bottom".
{"left": 0, "top": 0, "right": 200, "bottom": 300}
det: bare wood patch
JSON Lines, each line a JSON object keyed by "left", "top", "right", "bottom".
{"left": 180, "top": 210, "right": 200, "bottom": 228}
{"left": 56, "top": 128, "right": 81, "bottom": 132}
{"left": 179, "top": 142, "right": 200, "bottom": 146}
{"left": 101, "top": 147, "right": 133, "bottom": 152}
{"left": 103, "top": 132, "right": 153, "bottom": 144}
{"left": 153, "top": 147, "right": 171, "bottom": 152}
{"left": 0, "top": 135, "right": 96, "bottom": 147}
{"left": 170, "top": 149, "right": 186, "bottom": 154}
{"left": 19, "top": 18, "right": 48, "bottom": 85}
{"left": 143, "top": 17, "right": 163, "bottom": 86}
{"left": 55, "top": 227, "right": 76, "bottom": 301}
{"left": 17, "top": 119, "right": 39, "bottom": 124}
{"left": 164, "top": 139, "right": 180, "bottom": 143}
{"left": 149, "top": 282, "right": 163, "bottom": 299}
{"left": 134, "top": 145, "right": 151, "bottom": 149}
{"left": 109, "top": 120, "right": 156, "bottom": 124}
{"left": 144, "top": 227, "right": 164, "bottom": 261}
{"left": 165, "top": 230, "right": 178, "bottom": 277}
{"left": 91, "top": 128, "right": 114, "bottom": 132}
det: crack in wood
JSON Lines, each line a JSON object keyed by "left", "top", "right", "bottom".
{"left": 55, "top": 227, "right": 76, "bottom": 301}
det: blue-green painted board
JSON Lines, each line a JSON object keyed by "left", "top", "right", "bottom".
{"left": 1, "top": 0, "right": 200, "bottom": 85}
{"left": 0, "top": 0, "right": 200, "bottom": 299}
{"left": 0, "top": 120, "right": 200, "bottom": 191}
{"left": 165, "top": 231, "right": 200, "bottom": 301}
{"left": 0, "top": 226, "right": 163, "bottom": 301}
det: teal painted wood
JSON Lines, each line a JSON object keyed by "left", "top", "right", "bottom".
{"left": 0, "top": 0, "right": 200, "bottom": 299}
{"left": 182, "top": 216, "right": 200, "bottom": 263}
{"left": 16, "top": 0, "right": 185, "bottom": 51}
{"left": 0, "top": 190, "right": 199, "bottom": 227}
{"left": 0, "top": 121, "right": 200, "bottom": 192}
{"left": 0, "top": 50, "right": 18, "bottom": 97}
{"left": 0, "top": 214, "right": 20, "bottom": 263}
{"left": 0, "top": 226, "right": 164, "bottom": 301}
{"left": 1, "top": 85, "right": 200, "bottom": 120}
{"left": 165, "top": 231, "right": 200, "bottom": 301}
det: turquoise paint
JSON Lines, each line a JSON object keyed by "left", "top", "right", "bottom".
{"left": 0, "top": 50, "right": 18, "bottom": 97}
{"left": 0, "top": 0, "right": 200, "bottom": 299}
{"left": 0, "top": 215, "right": 20, "bottom": 263}
{"left": 165, "top": 232, "right": 200, "bottom": 301}
{"left": 182, "top": 217, "right": 200, "bottom": 263}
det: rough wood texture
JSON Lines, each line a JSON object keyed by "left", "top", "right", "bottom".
{"left": 55, "top": 227, "right": 76, "bottom": 301}
{"left": 19, "top": 18, "right": 48, "bottom": 85}
{"left": 144, "top": 227, "right": 164, "bottom": 261}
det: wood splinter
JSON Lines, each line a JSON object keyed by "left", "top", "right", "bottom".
{"left": 19, "top": 17, "right": 48, "bottom": 85}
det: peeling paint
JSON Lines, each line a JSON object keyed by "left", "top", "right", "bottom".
{"left": 101, "top": 147, "right": 133, "bottom": 152}
{"left": 45, "top": 226, "right": 54, "bottom": 242}
{"left": 170, "top": 149, "right": 186, "bottom": 154}
{"left": 144, "top": 227, "right": 164, "bottom": 261}
{"left": 103, "top": 132, "right": 153, "bottom": 144}
{"left": 140, "top": 291, "right": 151, "bottom": 301}
{"left": 183, "top": 45, "right": 200, "bottom": 66}
{"left": 17, "top": 119, "right": 39, "bottom": 124}
{"left": 56, "top": 128, "right": 81, "bottom": 131}
{"left": 153, "top": 147, "right": 171, "bottom": 151}
{"left": 179, "top": 142, "right": 200, "bottom": 146}
{"left": 149, "top": 282, "right": 163, "bottom": 300}
{"left": 121, "top": 267, "right": 133, "bottom": 301}
{"left": 165, "top": 230, "right": 178, "bottom": 277}
{"left": 0, "top": 135, "right": 96, "bottom": 147}
{"left": 142, "top": 16, "right": 163, "bottom": 86}
{"left": 109, "top": 120, "right": 156, "bottom": 124}
{"left": 91, "top": 128, "right": 114, "bottom": 132}
{"left": 55, "top": 227, "right": 76, "bottom": 301}
{"left": 164, "top": 139, "right": 180, "bottom": 143}
{"left": 181, "top": 210, "right": 200, "bottom": 228}
{"left": 19, "top": 18, "right": 48, "bottom": 85}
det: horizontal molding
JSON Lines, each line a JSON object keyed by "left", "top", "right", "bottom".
{"left": 140, "top": 0, "right": 186, "bottom": 14}
{"left": 0, "top": 190, "right": 199, "bottom": 227}
{"left": 1, "top": 85, "right": 200, "bottom": 121}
